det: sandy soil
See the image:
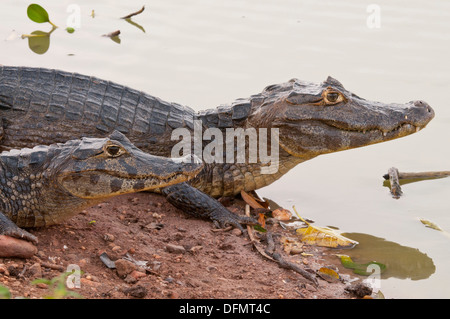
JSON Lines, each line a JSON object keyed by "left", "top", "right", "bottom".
{"left": 0, "top": 192, "right": 369, "bottom": 299}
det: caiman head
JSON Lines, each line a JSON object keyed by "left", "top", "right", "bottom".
{"left": 248, "top": 77, "right": 435, "bottom": 160}
{"left": 53, "top": 131, "right": 203, "bottom": 199}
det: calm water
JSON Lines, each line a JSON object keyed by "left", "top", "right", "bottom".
{"left": 1, "top": 0, "right": 449, "bottom": 298}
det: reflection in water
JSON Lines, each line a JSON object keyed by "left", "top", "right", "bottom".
{"left": 22, "top": 27, "right": 56, "bottom": 55}
{"left": 339, "top": 233, "right": 435, "bottom": 281}
{"left": 124, "top": 18, "right": 146, "bottom": 33}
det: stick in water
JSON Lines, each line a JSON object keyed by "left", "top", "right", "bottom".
{"left": 121, "top": 5, "right": 145, "bottom": 19}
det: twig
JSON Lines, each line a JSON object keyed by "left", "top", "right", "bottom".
{"left": 102, "top": 30, "right": 120, "bottom": 38}
{"left": 41, "top": 262, "right": 65, "bottom": 272}
{"left": 121, "top": 5, "right": 145, "bottom": 19}
{"left": 272, "top": 252, "right": 319, "bottom": 286}
{"left": 387, "top": 167, "right": 403, "bottom": 199}
{"left": 264, "top": 231, "right": 275, "bottom": 256}
{"left": 245, "top": 205, "right": 319, "bottom": 286}
{"left": 383, "top": 170, "right": 450, "bottom": 180}
{"left": 211, "top": 226, "right": 233, "bottom": 232}
{"left": 245, "top": 205, "right": 274, "bottom": 261}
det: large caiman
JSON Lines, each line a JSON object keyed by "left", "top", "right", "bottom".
{"left": 0, "top": 130, "right": 202, "bottom": 244}
{"left": 0, "top": 66, "right": 435, "bottom": 230}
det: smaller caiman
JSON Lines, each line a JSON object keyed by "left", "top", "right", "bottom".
{"left": 0, "top": 130, "right": 203, "bottom": 244}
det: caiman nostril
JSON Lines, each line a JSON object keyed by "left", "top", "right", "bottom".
{"left": 413, "top": 100, "right": 428, "bottom": 108}
{"left": 411, "top": 100, "right": 434, "bottom": 114}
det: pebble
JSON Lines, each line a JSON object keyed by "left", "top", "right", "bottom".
{"left": 103, "top": 233, "right": 115, "bottom": 242}
{"left": 166, "top": 243, "right": 185, "bottom": 254}
{"left": 169, "top": 291, "right": 179, "bottom": 299}
{"left": 0, "top": 264, "right": 9, "bottom": 276}
{"left": 27, "top": 263, "right": 42, "bottom": 279}
{"left": 0, "top": 235, "right": 37, "bottom": 259}
{"left": 35, "top": 283, "right": 48, "bottom": 289}
{"left": 111, "top": 246, "right": 122, "bottom": 252}
{"left": 231, "top": 228, "right": 242, "bottom": 236}
{"left": 122, "top": 285, "right": 147, "bottom": 298}
{"left": 345, "top": 281, "right": 373, "bottom": 298}
{"left": 115, "top": 259, "right": 137, "bottom": 278}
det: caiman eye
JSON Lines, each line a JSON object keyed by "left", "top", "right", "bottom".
{"left": 324, "top": 90, "right": 345, "bottom": 105}
{"left": 105, "top": 145, "right": 126, "bottom": 157}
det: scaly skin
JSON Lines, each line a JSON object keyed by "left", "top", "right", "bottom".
{"left": 0, "top": 130, "right": 203, "bottom": 243}
{"left": 0, "top": 67, "right": 435, "bottom": 229}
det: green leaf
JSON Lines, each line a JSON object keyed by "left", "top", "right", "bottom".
{"left": 27, "top": 4, "right": 50, "bottom": 23}
{"left": 31, "top": 278, "right": 52, "bottom": 285}
{"left": 337, "top": 254, "right": 386, "bottom": 276}
{"left": 253, "top": 224, "right": 267, "bottom": 232}
{"left": 26, "top": 30, "right": 51, "bottom": 55}
{"left": 0, "top": 285, "right": 11, "bottom": 299}
{"left": 66, "top": 27, "right": 75, "bottom": 34}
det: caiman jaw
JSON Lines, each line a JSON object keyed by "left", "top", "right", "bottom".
{"left": 320, "top": 120, "right": 424, "bottom": 139}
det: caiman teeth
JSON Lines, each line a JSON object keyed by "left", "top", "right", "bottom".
{"left": 324, "top": 121, "right": 419, "bottom": 135}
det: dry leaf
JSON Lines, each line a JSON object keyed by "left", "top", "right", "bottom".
{"left": 317, "top": 267, "right": 340, "bottom": 283}
{"left": 272, "top": 208, "right": 292, "bottom": 221}
{"left": 293, "top": 206, "right": 358, "bottom": 249}
{"left": 419, "top": 218, "right": 442, "bottom": 231}
{"left": 240, "top": 190, "right": 266, "bottom": 209}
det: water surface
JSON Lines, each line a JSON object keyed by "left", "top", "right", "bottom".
{"left": 1, "top": 0, "right": 449, "bottom": 298}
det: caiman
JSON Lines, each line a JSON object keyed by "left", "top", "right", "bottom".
{"left": 0, "top": 130, "right": 202, "bottom": 244}
{"left": 0, "top": 66, "right": 435, "bottom": 232}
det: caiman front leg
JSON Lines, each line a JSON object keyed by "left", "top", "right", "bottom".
{"left": 161, "top": 183, "right": 257, "bottom": 231}
{"left": 0, "top": 212, "right": 38, "bottom": 244}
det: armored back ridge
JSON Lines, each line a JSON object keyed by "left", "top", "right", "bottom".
{"left": 0, "top": 66, "right": 434, "bottom": 232}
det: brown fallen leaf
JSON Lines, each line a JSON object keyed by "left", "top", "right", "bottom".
{"left": 272, "top": 208, "right": 292, "bottom": 221}
{"left": 241, "top": 190, "right": 266, "bottom": 209}
{"left": 293, "top": 206, "right": 358, "bottom": 249}
{"left": 241, "top": 190, "right": 269, "bottom": 228}
{"left": 317, "top": 267, "right": 340, "bottom": 283}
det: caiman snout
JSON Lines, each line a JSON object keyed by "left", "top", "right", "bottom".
{"left": 407, "top": 100, "right": 435, "bottom": 128}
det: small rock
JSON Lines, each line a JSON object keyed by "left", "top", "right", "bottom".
{"left": 103, "top": 233, "right": 115, "bottom": 242}
{"left": 145, "top": 222, "right": 164, "bottom": 230}
{"left": 111, "top": 246, "right": 122, "bottom": 252}
{"left": 164, "top": 276, "right": 174, "bottom": 283}
{"left": 166, "top": 243, "right": 185, "bottom": 254}
{"left": 345, "top": 281, "right": 373, "bottom": 298}
{"left": 206, "top": 266, "right": 218, "bottom": 272}
{"left": 7, "top": 264, "right": 20, "bottom": 277}
{"left": 123, "top": 285, "right": 147, "bottom": 298}
{"left": 189, "top": 246, "right": 203, "bottom": 254}
{"left": 169, "top": 291, "right": 179, "bottom": 299}
{"left": 80, "top": 278, "right": 101, "bottom": 287}
{"left": 115, "top": 259, "right": 137, "bottom": 278}
{"left": 289, "top": 247, "right": 303, "bottom": 255}
{"left": 0, "top": 264, "right": 8, "bottom": 275}
{"left": 219, "top": 243, "right": 234, "bottom": 251}
{"left": 124, "top": 274, "right": 137, "bottom": 284}
{"left": 151, "top": 261, "right": 161, "bottom": 271}
{"left": 130, "top": 270, "right": 146, "bottom": 280}
{"left": 78, "top": 258, "right": 89, "bottom": 268}
{"left": 26, "top": 263, "right": 42, "bottom": 279}
{"left": 0, "top": 235, "right": 37, "bottom": 259}
{"left": 35, "top": 283, "right": 48, "bottom": 289}
{"left": 231, "top": 228, "right": 242, "bottom": 236}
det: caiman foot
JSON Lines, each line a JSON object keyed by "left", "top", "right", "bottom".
{"left": 210, "top": 207, "right": 258, "bottom": 232}
{"left": 162, "top": 182, "right": 258, "bottom": 233}
{"left": 0, "top": 213, "right": 38, "bottom": 245}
